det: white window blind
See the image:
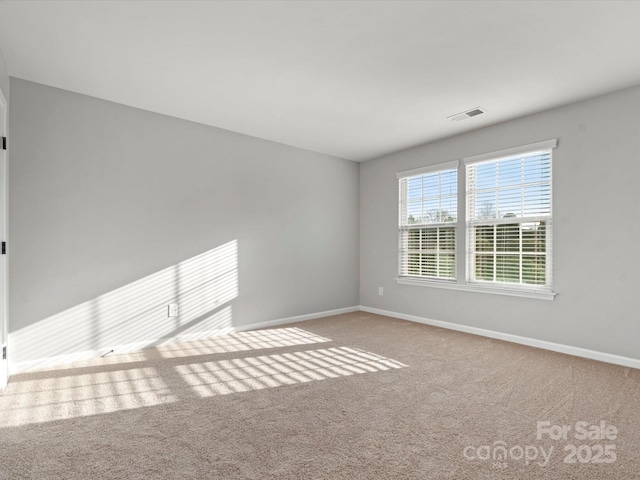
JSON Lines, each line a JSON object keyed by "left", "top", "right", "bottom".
{"left": 398, "top": 163, "right": 458, "bottom": 280}
{"left": 466, "top": 143, "right": 553, "bottom": 290}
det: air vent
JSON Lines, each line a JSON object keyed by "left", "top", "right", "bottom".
{"left": 447, "top": 107, "right": 486, "bottom": 122}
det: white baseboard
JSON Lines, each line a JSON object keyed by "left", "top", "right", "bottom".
{"left": 359, "top": 305, "right": 640, "bottom": 370}
{"left": 10, "top": 306, "right": 359, "bottom": 374}
{"left": 244, "top": 306, "right": 359, "bottom": 330}
{"left": 16, "top": 303, "right": 636, "bottom": 374}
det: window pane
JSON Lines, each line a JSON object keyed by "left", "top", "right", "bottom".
{"left": 475, "top": 254, "right": 494, "bottom": 281}
{"left": 474, "top": 162, "right": 496, "bottom": 190}
{"left": 474, "top": 191, "right": 496, "bottom": 219}
{"left": 440, "top": 170, "right": 457, "bottom": 199}
{"left": 422, "top": 254, "right": 437, "bottom": 277}
{"left": 407, "top": 176, "right": 422, "bottom": 201}
{"left": 439, "top": 227, "right": 455, "bottom": 251}
{"left": 496, "top": 255, "right": 520, "bottom": 283}
{"left": 496, "top": 223, "right": 519, "bottom": 252}
{"left": 422, "top": 173, "right": 439, "bottom": 197}
{"left": 475, "top": 225, "right": 494, "bottom": 252}
{"left": 407, "top": 201, "right": 422, "bottom": 224}
{"left": 497, "top": 187, "right": 523, "bottom": 217}
{"left": 523, "top": 184, "right": 551, "bottom": 216}
{"left": 407, "top": 228, "right": 420, "bottom": 249}
{"left": 497, "top": 158, "right": 521, "bottom": 187}
{"left": 522, "top": 254, "right": 546, "bottom": 285}
{"left": 523, "top": 153, "right": 551, "bottom": 183}
{"left": 423, "top": 228, "right": 437, "bottom": 250}
{"left": 438, "top": 254, "right": 456, "bottom": 278}
{"left": 522, "top": 222, "right": 545, "bottom": 253}
{"left": 441, "top": 195, "right": 457, "bottom": 222}
{"left": 424, "top": 197, "right": 440, "bottom": 222}
{"left": 407, "top": 253, "right": 420, "bottom": 275}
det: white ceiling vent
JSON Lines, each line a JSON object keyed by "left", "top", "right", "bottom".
{"left": 447, "top": 107, "right": 486, "bottom": 122}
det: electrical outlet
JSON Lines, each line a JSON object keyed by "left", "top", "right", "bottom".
{"left": 168, "top": 303, "right": 179, "bottom": 317}
{"left": 378, "top": 287, "right": 384, "bottom": 296}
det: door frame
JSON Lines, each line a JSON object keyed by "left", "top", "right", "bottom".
{"left": 0, "top": 85, "right": 7, "bottom": 389}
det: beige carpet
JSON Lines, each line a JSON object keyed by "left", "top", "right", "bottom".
{"left": 1, "top": 311, "right": 639, "bottom": 479}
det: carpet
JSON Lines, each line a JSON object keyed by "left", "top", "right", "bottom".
{"left": 0, "top": 311, "right": 639, "bottom": 479}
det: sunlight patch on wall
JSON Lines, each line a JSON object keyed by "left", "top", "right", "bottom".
{"left": 10, "top": 240, "right": 239, "bottom": 372}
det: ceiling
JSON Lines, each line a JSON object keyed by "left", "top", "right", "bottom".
{"left": 1, "top": 1, "right": 639, "bottom": 162}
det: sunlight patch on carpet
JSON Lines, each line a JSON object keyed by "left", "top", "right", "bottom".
{"left": 0, "top": 328, "right": 404, "bottom": 427}
{"left": 0, "top": 367, "right": 178, "bottom": 427}
{"left": 155, "top": 327, "right": 332, "bottom": 358}
{"left": 174, "top": 346, "right": 406, "bottom": 398}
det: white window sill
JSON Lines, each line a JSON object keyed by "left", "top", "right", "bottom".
{"left": 396, "top": 277, "right": 556, "bottom": 301}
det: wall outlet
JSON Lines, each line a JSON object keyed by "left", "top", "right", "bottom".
{"left": 168, "top": 303, "right": 179, "bottom": 317}
{"left": 378, "top": 287, "right": 384, "bottom": 296}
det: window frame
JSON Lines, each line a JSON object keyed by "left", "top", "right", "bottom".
{"left": 396, "top": 140, "right": 557, "bottom": 301}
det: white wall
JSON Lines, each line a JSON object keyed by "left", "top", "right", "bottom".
{"left": 9, "top": 79, "right": 359, "bottom": 370}
{"left": 360, "top": 84, "right": 640, "bottom": 360}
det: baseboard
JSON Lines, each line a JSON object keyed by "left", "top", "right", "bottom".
{"left": 243, "top": 306, "right": 359, "bottom": 331}
{"left": 359, "top": 305, "right": 640, "bottom": 370}
{"left": 10, "top": 305, "right": 359, "bottom": 374}
{"left": 19, "top": 303, "right": 634, "bottom": 374}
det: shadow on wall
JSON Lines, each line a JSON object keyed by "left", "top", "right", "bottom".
{"left": 10, "top": 240, "right": 239, "bottom": 373}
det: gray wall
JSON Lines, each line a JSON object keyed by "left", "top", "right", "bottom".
{"left": 0, "top": 44, "right": 8, "bottom": 99}
{"left": 360, "top": 84, "right": 640, "bottom": 360}
{"left": 8, "top": 75, "right": 640, "bottom": 368}
{"left": 9, "top": 78, "right": 359, "bottom": 369}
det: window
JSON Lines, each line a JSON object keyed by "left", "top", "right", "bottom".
{"left": 398, "top": 161, "right": 458, "bottom": 280}
{"left": 397, "top": 139, "right": 556, "bottom": 299}
{"left": 466, "top": 142, "right": 553, "bottom": 291}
